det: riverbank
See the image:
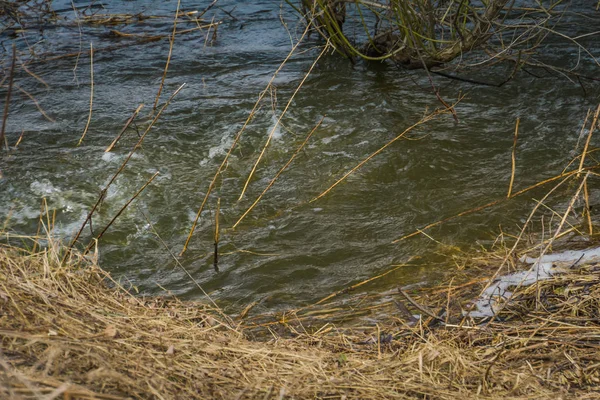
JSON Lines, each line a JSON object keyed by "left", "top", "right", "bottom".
{"left": 2, "top": 236, "right": 600, "bottom": 399}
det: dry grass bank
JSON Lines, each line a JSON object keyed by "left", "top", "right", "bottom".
{"left": 1, "top": 236, "right": 600, "bottom": 400}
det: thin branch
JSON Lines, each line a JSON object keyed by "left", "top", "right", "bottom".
{"left": 1, "top": 45, "right": 16, "bottom": 152}
{"left": 77, "top": 42, "right": 94, "bottom": 146}
{"left": 153, "top": 0, "right": 181, "bottom": 111}
{"left": 105, "top": 104, "right": 144, "bottom": 152}
{"left": 507, "top": 118, "right": 519, "bottom": 198}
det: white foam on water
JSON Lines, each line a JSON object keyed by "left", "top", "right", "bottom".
{"left": 321, "top": 134, "right": 340, "bottom": 145}
{"left": 467, "top": 246, "right": 600, "bottom": 318}
{"left": 323, "top": 151, "right": 353, "bottom": 158}
{"left": 30, "top": 179, "right": 59, "bottom": 196}
{"left": 269, "top": 114, "right": 283, "bottom": 141}
{"left": 101, "top": 152, "right": 116, "bottom": 162}
{"left": 199, "top": 134, "right": 234, "bottom": 166}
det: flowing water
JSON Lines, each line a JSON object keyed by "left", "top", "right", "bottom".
{"left": 1, "top": 1, "right": 599, "bottom": 313}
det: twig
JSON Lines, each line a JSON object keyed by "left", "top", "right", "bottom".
{"left": 398, "top": 288, "right": 445, "bottom": 323}
{"left": 0, "top": 45, "right": 16, "bottom": 152}
{"left": 507, "top": 117, "right": 519, "bottom": 197}
{"left": 77, "top": 42, "right": 94, "bottom": 146}
{"left": 153, "top": 0, "right": 181, "bottom": 111}
{"left": 105, "top": 104, "right": 144, "bottom": 152}
{"left": 578, "top": 104, "right": 600, "bottom": 174}
{"left": 213, "top": 198, "right": 220, "bottom": 272}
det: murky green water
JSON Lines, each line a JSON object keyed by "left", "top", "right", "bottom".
{"left": 1, "top": 1, "right": 599, "bottom": 313}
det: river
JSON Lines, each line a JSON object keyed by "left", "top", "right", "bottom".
{"left": 1, "top": 0, "right": 599, "bottom": 314}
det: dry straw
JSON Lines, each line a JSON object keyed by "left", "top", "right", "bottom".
{"left": 2, "top": 232, "right": 600, "bottom": 399}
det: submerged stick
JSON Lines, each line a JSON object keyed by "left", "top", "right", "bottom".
{"left": 232, "top": 116, "right": 324, "bottom": 229}
{"left": 398, "top": 288, "right": 445, "bottom": 323}
{"left": 153, "top": 0, "right": 181, "bottom": 111}
{"left": 0, "top": 45, "right": 16, "bottom": 152}
{"left": 213, "top": 198, "right": 220, "bottom": 272}
{"left": 507, "top": 117, "right": 519, "bottom": 198}
{"left": 583, "top": 179, "right": 593, "bottom": 235}
{"left": 78, "top": 42, "right": 94, "bottom": 146}
{"left": 578, "top": 104, "right": 600, "bottom": 174}
{"left": 238, "top": 43, "right": 330, "bottom": 201}
{"left": 105, "top": 104, "right": 144, "bottom": 152}
{"left": 15, "top": 85, "right": 55, "bottom": 122}
{"left": 180, "top": 21, "right": 314, "bottom": 256}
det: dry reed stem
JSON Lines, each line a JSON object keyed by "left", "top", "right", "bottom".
{"left": 574, "top": 108, "right": 592, "bottom": 152}
{"left": 466, "top": 174, "right": 574, "bottom": 322}
{"left": 153, "top": 0, "right": 181, "bottom": 111}
{"left": 77, "top": 42, "right": 93, "bottom": 146}
{"left": 141, "top": 212, "right": 235, "bottom": 329}
{"left": 181, "top": 21, "right": 314, "bottom": 256}
{"left": 507, "top": 117, "right": 519, "bottom": 198}
{"left": 584, "top": 179, "right": 593, "bottom": 235}
{"left": 311, "top": 102, "right": 457, "bottom": 203}
{"left": 472, "top": 175, "right": 589, "bottom": 326}
{"left": 110, "top": 23, "right": 219, "bottom": 41}
{"left": 18, "top": 60, "right": 49, "bottom": 89}
{"left": 238, "top": 43, "right": 330, "bottom": 201}
{"left": 13, "top": 130, "right": 24, "bottom": 148}
{"left": 214, "top": 197, "right": 220, "bottom": 271}
{"left": 14, "top": 85, "right": 55, "bottom": 122}
{"left": 469, "top": 121, "right": 597, "bottom": 324}
{"left": 105, "top": 104, "right": 144, "bottom": 152}
{"left": 290, "top": 263, "right": 410, "bottom": 317}
{"left": 578, "top": 104, "right": 600, "bottom": 174}
{"left": 0, "top": 45, "right": 16, "bottom": 152}
{"left": 543, "top": 174, "right": 588, "bottom": 253}
{"left": 232, "top": 116, "right": 324, "bottom": 229}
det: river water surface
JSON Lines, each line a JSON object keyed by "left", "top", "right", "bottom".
{"left": 1, "top": 1, "right": 599, "bottom": 313}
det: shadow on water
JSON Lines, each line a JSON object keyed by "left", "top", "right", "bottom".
{"left": 1, "top": 0, "right": 599, "bottom": 313}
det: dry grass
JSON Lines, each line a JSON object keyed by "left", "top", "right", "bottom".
{"left": 1, "top": 233, "right": 600, "bottom": 400}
